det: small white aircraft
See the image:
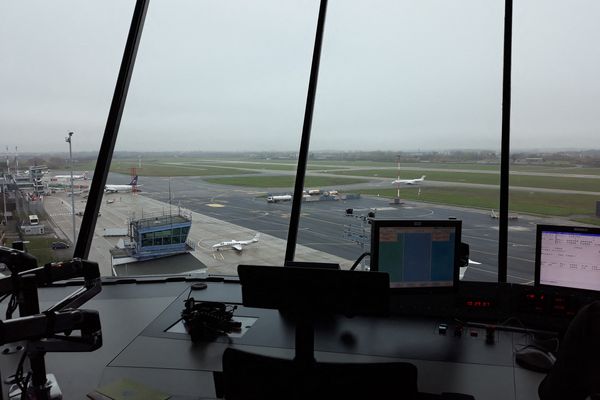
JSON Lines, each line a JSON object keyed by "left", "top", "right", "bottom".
{"left": 490, "top": 209, "right": 519, "bottom": 220}
{"left": 392, "top": 175, "right": 426, "bottom": 185}
{"left": 105, "top": 176, "right": 140, "bottom": 193}
{"left": 212, "top": 233, "right": 260, "bottom": 252}
{"left": 460, "top": 259, "right": 482, "bottom": 280}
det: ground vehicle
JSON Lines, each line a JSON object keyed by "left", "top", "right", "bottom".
{"left": 28, "top": 215, "right": 39, "bottom": 225}
{"left": 51, "top": 241, "right": 69, "bottom": 250}
{"left": 266, "top": 195, "right": 292, "bottom": 203}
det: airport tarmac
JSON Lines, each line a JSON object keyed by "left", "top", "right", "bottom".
{"left": 103, "top": 173, "right": 577, "bottom": 284}
{"left": 43, "top": 172, "right": 577, "bottom": 281}
{"left": 44, "top": 185, "right": 353, "bottom": 277}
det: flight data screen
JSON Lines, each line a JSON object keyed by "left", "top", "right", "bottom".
{"left": 539, "top": 230, "right": 600, "bottom": 291}
{"left": 376, "top": 226, "right": 456, "bottom": 288}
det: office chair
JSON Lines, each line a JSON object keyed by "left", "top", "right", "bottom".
{"left": 220, "top": 347, "right": 419, "bottom": 400}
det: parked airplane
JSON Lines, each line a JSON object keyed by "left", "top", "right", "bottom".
{"left": 490, "top": 209, "right": 518, "bottom": 220}
{"left": 53, "top": 171, "right": 88, "bottom": 180}
{"left": 392, "top": 175, "right": 426, "bottom": 185}
{"left": 212, "top": 233, "right": 260, "bottom": 252}
{"left": 104, "top": 176, "right": 139, "bottom": 193}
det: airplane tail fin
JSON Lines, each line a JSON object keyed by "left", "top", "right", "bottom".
{"left": 129, "top": 175, "right": 138, "bottom": 186}
{"left": 420, "top": 175, "right": 426, "bottom": 180}
{"left": 252, "top": 233, "right": 260, "bottom": 242}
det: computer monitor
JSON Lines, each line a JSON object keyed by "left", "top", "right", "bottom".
{"left": 238, "top": 264, "right": 390, "bottom": 316}
{"left": 238, "top": 264, "right": 390, "bottom": 363}
{"left": 535, "top": 224, "right": 600, "bottom": 292}
{"left": 284, "top": 261, "right": 340, "bottom": 270}
{"left": 370, "top": 219, "right": 461, "bottom": 289}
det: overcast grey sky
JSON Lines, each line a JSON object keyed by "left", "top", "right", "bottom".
{"left": 1, "top": 0, "right": 599, "bottom": 153}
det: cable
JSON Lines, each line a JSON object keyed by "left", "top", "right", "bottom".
{"left": 6, "top": 294, "right": 18, "bottom": 319}
{"left": 11, "top": 350, "right": 28, "bottom": 399}
{"left": 350, "top": 252, "right": 370, "bottom": 271}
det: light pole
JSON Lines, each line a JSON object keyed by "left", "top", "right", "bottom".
{"left": 65, "top": 132, "right": 76, "bottom": 244}
{"left": 2, "top": 178, "right": 6, "bottom": 225}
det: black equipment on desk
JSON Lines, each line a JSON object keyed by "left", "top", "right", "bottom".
{"left": 370, "top": 219, "right": 461, "bottom": 290}
{"left": 238, "top": 264, "right": 389, "bottom": 318}
{"left": 181, "top": 299, "right": 241, "bottom": 342}
{"left": 283, "top": 260, "right": 340, "bottom": 270}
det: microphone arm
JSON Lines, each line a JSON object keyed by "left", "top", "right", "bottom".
{"left": 0, "top": 258, "right": 101, "bottom": 297}
{"left": 0, "top": 309, "right": 102, "bottom": 352}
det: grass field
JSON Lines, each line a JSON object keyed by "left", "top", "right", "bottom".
{"left": 13, "top": 237, "right": 64, "bottom": 265}
{"left": 357, "top": 187, "right": 599, "bottom": 220}
{"left": 70, "top": 156, "right": 599, "bottom": 220}
{"left": 204, "top": 175, "right": 369, "bottom": 188}
{"left": 176, "top": 161, "right": 344, "bottom": 171}
{"left": 104, "top": 161, "right": 255, "bottom": 177}
{"left": 76, "top": 157, "right": 600, "bottom": 176}
{"left": 331, "top": 169, "right": 600, "bottom": 192}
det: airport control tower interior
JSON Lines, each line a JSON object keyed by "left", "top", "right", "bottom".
{"left": 1, "top": 1, "right": 599, "bottom": 399}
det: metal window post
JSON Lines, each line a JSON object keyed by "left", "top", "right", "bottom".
{"left": 498, "top": 0, "right": 513, "bottom": 283}
{"left": 74, "top": 0, "right": 150, "bottom": 259}
{"left": 285, "top": 0, "right": 328, "bottom": 263}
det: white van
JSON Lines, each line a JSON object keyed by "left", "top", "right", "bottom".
{"left": 28, "top": 215, "right": 39, "bottom": 225}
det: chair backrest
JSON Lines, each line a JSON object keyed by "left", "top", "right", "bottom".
{"left": 221, "top": 347, "right": 418, "bottom": 400}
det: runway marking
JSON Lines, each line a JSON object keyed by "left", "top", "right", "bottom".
{"left": 206, "top": 203, "right": 225, "bottom": 208}
{"left": 466, "top": 265, "right": 532, "bottom": 283}
{"left": 491, "top": 226, "right": 532, "bottom": 232}
{"left": 302, "top": 242, "right": 358, "bottom": 246}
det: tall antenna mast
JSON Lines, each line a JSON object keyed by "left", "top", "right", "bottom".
{"left": 396, "top": 154, "right": 401, "bottom": 200}
{"left": 169, "top": 177, "right": 172, "bottom": 215}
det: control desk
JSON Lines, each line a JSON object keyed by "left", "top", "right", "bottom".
{"left": 1, "top": 277, "right": 595, "bottom": 399}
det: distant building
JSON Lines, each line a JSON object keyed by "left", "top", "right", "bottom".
{"left": 29, "top": 165, "right": 47, "bottom": 194}
{"left": 111, "top": 208, "right": 194, "bottom": 273}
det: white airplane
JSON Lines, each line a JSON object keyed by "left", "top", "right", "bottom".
{"left": 460, "top": 259, "right": 482, "bottom": 280}
{"left": 104, "top": 175, "right": 140, "bottom": 193}
{"left": 212, "top": 233, "right": 260, "bottom": 252}
{"left": 392, "top": 175, "right": 426, "bottom": 185}
{"left": 53, "top": 171, "right": 88, "bottom": 180}
{"left": 490, "top": 209, "right": 519, "bottom": 220}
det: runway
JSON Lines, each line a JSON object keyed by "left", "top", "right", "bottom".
{"left": 106, "top": 173, "right": 571, "bottom": 284}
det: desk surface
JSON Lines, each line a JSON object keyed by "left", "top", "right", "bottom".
{"left": 0, "top": 280, "right": 545, "bottom": 399}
